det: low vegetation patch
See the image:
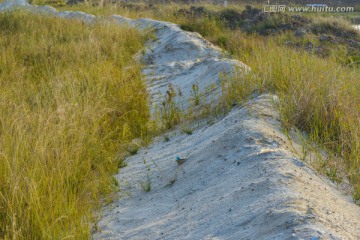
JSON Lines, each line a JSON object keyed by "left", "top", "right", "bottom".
{"left": 0, "top": 11, "right": 149, "bottom": 239}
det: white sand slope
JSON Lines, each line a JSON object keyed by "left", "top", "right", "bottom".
{"left": 94, "top": 95, "right": 360, "bottom": 240}
{"left": 111, "top": 15, "right": 248, "bottom": 111}
{"left": 1, "top": 1, "right": 359, "bottom": 239}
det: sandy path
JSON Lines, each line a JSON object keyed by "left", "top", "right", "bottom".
{"left": 1, "top": 1, "right": 359, "bottom": 239}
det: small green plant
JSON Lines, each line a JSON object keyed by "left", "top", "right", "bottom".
{"left": 118, "top": 161, "right": 127, "bottom": 169}
{"left": 127, "top": 145, "right": 139, "bottom": 155}
{"left": 160, "top": 83, "right": 182, "bottom": 129}
{"left": 217, "top": 35, "right": 229, "bottom": 48}
{"left": 115, "top": 155, "right": 127, "bottom": 169}
{"left": 190, "top": 83, "right": 200, "bottom": 106}
{"left": 182, "top": 127, "right": 193, "bottom": 135}
{"left": 353, "top": 187, "right": 360, "bottom": 203}
{"left": 139, "top": 157, "right": 152, "bottom": 192}
{"left": 164, "top": 135, "right": 170, "bottom": 142}
{"left": 140, "top": 174, "right": 151, "bottom": 192}
{"left": 321, "top": 156, "right": 342, "bottom": 185}
{"left": 300, "top": 148, "right": 309, "bottom": 162}
{"left": 112, "top": 176, "right": 120, "bottom": 188}
{"left": 164, "top": 166, "right": 182, "bottom": 188}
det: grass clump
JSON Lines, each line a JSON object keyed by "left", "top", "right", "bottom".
{"left": 182, "top": 127, "right": 193, "bottom": 135}
{"left": 127, "top": 144, "right": 140, "bottom": 156}
{"left": 159, "top": 84, "right": 182, "bottom": 129}
{"left": 140, "top": 175, "right": 152, "bottom": 192}
{"left": 0, "top": 11, "right": 149, "bottom": 239}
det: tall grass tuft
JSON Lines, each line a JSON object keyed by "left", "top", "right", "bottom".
{"left": 0, "top": 11, "right": 149, "bottom": 239}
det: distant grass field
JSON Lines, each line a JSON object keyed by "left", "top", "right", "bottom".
{"left": 0, "top": 11, "right": 149, "bottom": 239}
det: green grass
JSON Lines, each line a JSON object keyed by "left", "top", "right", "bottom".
{"left": 0, "top": 11, "right": 150, "bottom": 239}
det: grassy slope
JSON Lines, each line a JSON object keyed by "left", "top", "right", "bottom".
{"left": 60, "top": 3, "right": 360, "bottom": 201}
{"left": 0, "top": 11, "right": 149, "bottom": 239}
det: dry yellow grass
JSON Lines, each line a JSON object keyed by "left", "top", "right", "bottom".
{"left": 0, "top": 11, "right": 149, "bottom": 239}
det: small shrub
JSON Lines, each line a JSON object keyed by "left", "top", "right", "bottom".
{"left": 219, "top": 8, "right": 242, "bottom": 29}
{"left": 160, "top": 84, "right": 182, "bottom": 129}
{"left": 190, "top": 83, "right": 200, "bottom": 106}
{"left": 216, "top": 35, "right": 229, "bottom": 48}
{"left": 140, "top": 174, "right": 151, "bottom": 192}
{"left": 182, "top": 128, "right": 193, "bottom": 135}
{"left": 127, "top": 145, "right": 139, "bottom": 155}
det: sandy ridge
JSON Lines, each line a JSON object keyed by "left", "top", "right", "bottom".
{"left": 95, "top": 95, "right": 360, "bottom": 239}
{"left": 111, "top": 15, "right": 248, "bottom": 111}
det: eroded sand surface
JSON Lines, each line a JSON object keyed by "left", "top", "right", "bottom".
{"left": 94, "top": 95, "right": 360, "bottom": 240}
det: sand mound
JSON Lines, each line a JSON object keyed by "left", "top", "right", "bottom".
{"left": 94, "top": 95, "right": 360, "bottom": 239}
